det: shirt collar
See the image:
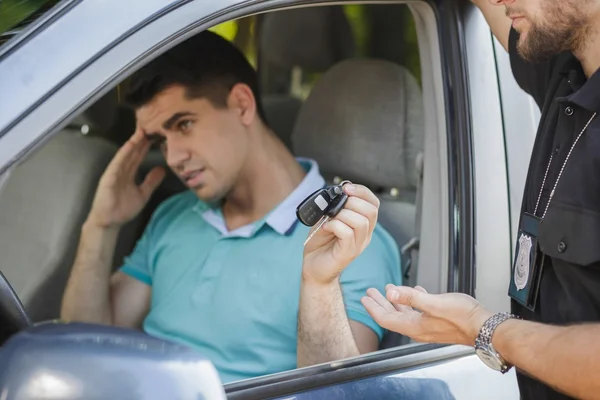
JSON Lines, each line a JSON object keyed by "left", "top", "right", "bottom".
{"left": 558, "top": 53, "right": 600, "bottom": 114}
{"left": 192, "top": 158, "right": 325, "bottom": 237}
{"left": 265, "top": 157, "right": 325, "bottom": 235}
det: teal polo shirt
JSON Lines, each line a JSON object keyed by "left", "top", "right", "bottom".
{"left": 120, "top": 158, "right": 402, "bottom": 384}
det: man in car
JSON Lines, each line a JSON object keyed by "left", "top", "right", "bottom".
{"left": 363, "top": 0, "right": 600, "bottom": 399}
{"left": 60, "top": 30, "right": 401, "bottom": 384}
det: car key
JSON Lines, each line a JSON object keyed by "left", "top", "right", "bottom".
{"left": 296, "top": 185, "right": 344, "bottom": 227}
{"left": 297, "top": 181, "right": 352, "bottom": 246}
{"left": 303, "top": 192, "right": 349, "bottom": 246}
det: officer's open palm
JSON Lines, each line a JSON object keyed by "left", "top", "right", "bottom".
{"left": 88, "top": 128, "right": 165, "bottom": 228}
{"left": 302, "top": 184, "right": 379, "bottom": 284}
{"left": 361, "top": 285, "right": 494, "bottom": 346}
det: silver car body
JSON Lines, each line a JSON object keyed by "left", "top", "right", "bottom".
{"left": 0, "top": 0, "right": 541, "bottom": 398}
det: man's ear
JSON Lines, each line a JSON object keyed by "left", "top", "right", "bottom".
{"left": 228, "top": 83, "right": 256, "bottom": 126}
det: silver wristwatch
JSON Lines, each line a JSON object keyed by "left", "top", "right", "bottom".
{"left": 474, "top": 312, "right": 517, "bottom": 374}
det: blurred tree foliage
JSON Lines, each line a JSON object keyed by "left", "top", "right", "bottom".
{"left": 210, "top": 4, "right": 422, "bottom": 91}
{"left": 0, "top": 0, "right": 57, "bottom": 35}
{"left": 2, "top": 1, "right": 421, "bottom": 88}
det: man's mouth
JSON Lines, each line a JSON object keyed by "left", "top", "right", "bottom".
{"left": 510, "top": 16, "right": 525, "bottom": 27}
{"left": 506, "top": 9, "right": 526, "bottom": 27}
{"left": 180, "top": 168, "right": 206, "bottom": 187}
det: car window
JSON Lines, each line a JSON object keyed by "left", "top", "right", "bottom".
{"left": 0, "top": 0, "right": 456, "bottom": 387}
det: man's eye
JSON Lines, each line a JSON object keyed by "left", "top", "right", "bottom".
{"left": 178, "top": 120, "right": 194, "bottom": 133}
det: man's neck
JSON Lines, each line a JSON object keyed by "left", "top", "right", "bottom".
{"left": 574, "top": 13, "right": 600, "bottom": 78}
{"left": 221, "top": 127, "right": 306, "bottom": 231}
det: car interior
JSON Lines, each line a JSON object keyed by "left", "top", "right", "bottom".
{"left": 0, "top": 3, "right": 425, "bottom": 357}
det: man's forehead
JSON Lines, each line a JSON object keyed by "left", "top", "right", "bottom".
{"left": 137, "top": 87, "right": 187, "bottom": 116}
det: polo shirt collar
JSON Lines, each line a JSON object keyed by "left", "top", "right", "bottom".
{"left": 558, "top": 53, "right": 600, "bottom": 114}
{"left": 192, "top": 158, "right": 325, "bottom": 237}
{"left": 264, "top": 157, "right": 325, "bottom": 235}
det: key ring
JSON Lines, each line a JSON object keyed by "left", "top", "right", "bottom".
{"left": 339, "top": 180, "right": 353, "bottom": 187}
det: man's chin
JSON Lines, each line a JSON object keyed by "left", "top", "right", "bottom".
{"left": 517, "top": 38, "right": 559, "bottom": 63}
{"left": 190, "top": 186, "right": 222, "bottom": 204}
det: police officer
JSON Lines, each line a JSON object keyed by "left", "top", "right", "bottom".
{"left": 361, "top": 0, "right": 600, "bottom": 399}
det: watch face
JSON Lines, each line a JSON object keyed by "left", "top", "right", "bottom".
{"left": 475, "top": 347, "right": 503, "bottom": 371}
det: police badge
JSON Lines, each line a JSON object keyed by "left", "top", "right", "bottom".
{"left": 514, "top": 233, "right": 532, "bottom": 290}
{"left": 508, "top": 213, "right": 543, "bottom": 311}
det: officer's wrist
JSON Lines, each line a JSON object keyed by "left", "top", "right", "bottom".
{"left": 469, "top": 308, "right": 495, "bottom": 345}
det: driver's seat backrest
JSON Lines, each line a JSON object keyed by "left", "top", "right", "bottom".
{"left": 258, "top": 5, "right": 356, "bottom": 150}
{"left": 291, "top": 59, "right": 424, "bottom": 349}
{"left": 0, "top": 94, "right": 119, "bottom": 323}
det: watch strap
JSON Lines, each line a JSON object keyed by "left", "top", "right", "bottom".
{"left": 476, "top": 312, "right": 515, "bottom": 347}
{"left": 475, "top": 311, "right": 519, "bottom": 373}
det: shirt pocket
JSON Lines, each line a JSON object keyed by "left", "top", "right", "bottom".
{"left": 539, "top": 200, "right": 600, "bottom": 266}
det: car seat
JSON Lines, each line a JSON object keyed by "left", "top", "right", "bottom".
{"left": 258, "top": 5, "right": 356, "bottom": 150}
{"left": 0, "top": 91, "right": 120, "bottom": 323}
{"left": 291, "top": 58, "right": 425, "bottom": 349}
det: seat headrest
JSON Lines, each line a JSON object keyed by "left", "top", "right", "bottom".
{"left": 291, "top": 59, "right": 424, "bottom": 190}
{"left": 259, "top": 6, "right": 355, "bottom": 72}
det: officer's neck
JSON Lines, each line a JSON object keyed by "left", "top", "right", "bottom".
{"left": 573, "top": 17, "right": 600, "bottom": 78}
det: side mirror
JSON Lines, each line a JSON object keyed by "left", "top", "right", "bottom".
{"left": 0, "top": 322, "right": 226, "bottom": 400}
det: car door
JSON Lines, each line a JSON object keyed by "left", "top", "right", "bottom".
{"left": 0, "top": 0, "right": 523, "bottom": 398}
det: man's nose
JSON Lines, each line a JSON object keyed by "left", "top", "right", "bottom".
{"left": 164, "top": 137, "right": 190, "bottom": 169}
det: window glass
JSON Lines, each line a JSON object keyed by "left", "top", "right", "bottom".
{"left": 2, "top": 2, "right": 434, "bottom": 387}
{"left": 0, "top": 0, "right": 61, "bottom": 46}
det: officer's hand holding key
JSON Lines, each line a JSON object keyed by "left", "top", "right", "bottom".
{"left": 297, "top": 181, "right": 380, "bottom": 285}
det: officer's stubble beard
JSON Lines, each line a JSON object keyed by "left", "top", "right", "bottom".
{"left": 513, "top": 0, "right": 593, "bottom": 63}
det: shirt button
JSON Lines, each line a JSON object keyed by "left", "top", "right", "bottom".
{"left": 565, "top": 106, "right": 574, "bottom": 116}
{"left": 558, "top": 241, "right": 567, "bottom": 253}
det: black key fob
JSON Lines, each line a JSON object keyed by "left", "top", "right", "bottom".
{"left": 296, "top": 185, "right": 344, "bottom": 226}
{"left": 325, "top": 192, "right": 349, "bottom": 219}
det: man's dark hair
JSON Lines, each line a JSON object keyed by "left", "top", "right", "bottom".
{"left": 124, "top": 30, "right": 268, "bottom": 123}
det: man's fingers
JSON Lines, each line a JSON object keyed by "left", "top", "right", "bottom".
{"left": 361, "top": 296, "right": 389, "bottom": 322}
{"left": 323, "top": 219, "right": 354, "bottom": 242}
{"left": 365, "top": 288, "right": 397, "bottom": 313}
{"left": 140, "top": 167, "right": 166, "bottom": 199}
{"left": 343, "top": 184, "right": 380, "bottom": 209}
{"left": 386, "top": 286, "right": 440, "bottom": 316}
{"left": 344, "top": 197, "right": 378, "bottom": 230}
{"left": 334, "top": 209, "right": 370, "bottom": 249}
{"left": 362, "top": 295, "right": 419, "bottom": 335}
{"left": 385, "top": 284, "right": 419, "bottom": 312}
{"left": 125, "top": 136, "right": 152, "bottom": 173}
{"left": 106, "top": 128, "right": 149, "bottom": 176}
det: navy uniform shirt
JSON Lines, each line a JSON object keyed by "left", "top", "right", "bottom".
{"left": 508, "top": 27, "right": 600, "bottom": 400}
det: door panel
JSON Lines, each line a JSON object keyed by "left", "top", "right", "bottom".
{"left": 226, "top": 346, "right": 519, "bottom": 400}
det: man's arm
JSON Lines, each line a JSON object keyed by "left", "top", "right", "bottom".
{"left": 61, "top": 220, "right": 150, "bottom": 328}
{"left": 362, "top": 285, "right": 600, "bottom": 400}
{"left": 470, "top": 0, "right": 512, "bottom": 51}
{"left": 492, "top": 318, "right": 600, "bottom": 399}
{"left": 297, "top": 278, "right": 378, "bottom": 367}
{"left": 61, "top": 128, "right": 163, "bottom": 328}
{"left": 297, "top": 184, "right": 381, "bottom": 367}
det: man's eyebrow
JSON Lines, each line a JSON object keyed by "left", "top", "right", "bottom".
{"left": 163, "top": 111, "right": 196, "bottom": 130}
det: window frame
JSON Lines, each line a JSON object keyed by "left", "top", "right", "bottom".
{"left": 0, "top": 0, "right": 477, "bottom": 392}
